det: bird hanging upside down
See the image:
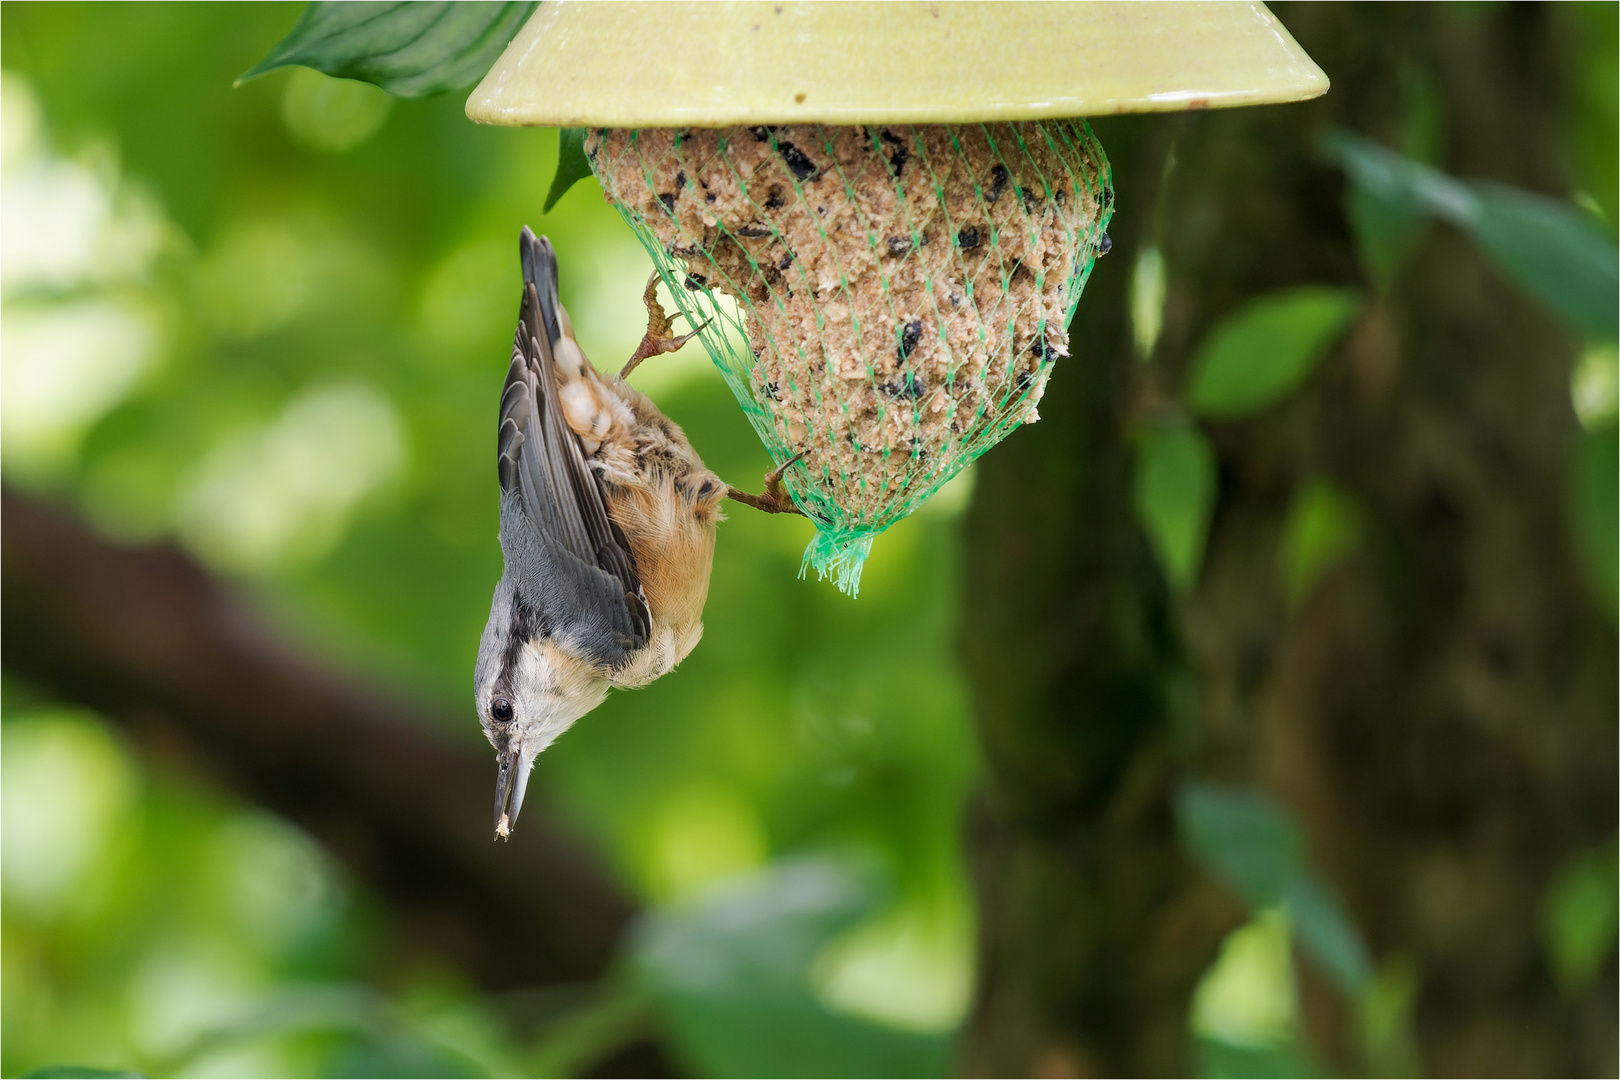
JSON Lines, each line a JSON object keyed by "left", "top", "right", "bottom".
{"left": 475, "top": 228, "right": 799, "bottom": 839}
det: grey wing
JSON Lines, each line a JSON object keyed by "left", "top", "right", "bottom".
{"left": 495, "top": 231, "right": 651, "bottom": 666}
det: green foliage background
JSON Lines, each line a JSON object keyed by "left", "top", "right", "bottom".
{"left": 2, "top": 3, "right": 1615, "bottom": 1078}
{"left": 2, "top": 4, "right": 975, "bottom": 1076}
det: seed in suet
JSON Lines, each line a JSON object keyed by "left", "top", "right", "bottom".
{"left": 777, "top": 141, "right": 818, "bottom": 180}
{"left": 897, "top": 319, "right": 923, "bottom": 361}
{"left": 880, "top": 129, "right": 909, "bottom": 178}
{"left": 987, "top": 163, "right": 1010, "bottom": 201}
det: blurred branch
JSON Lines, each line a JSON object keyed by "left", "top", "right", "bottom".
{"left": 0, "top": 485, "right": 633, "bottom": 991}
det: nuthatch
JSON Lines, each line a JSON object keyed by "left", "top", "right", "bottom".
{"left": 476, "top": 228, "right": 798, "bottom": 839}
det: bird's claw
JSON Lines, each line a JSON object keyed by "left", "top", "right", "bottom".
{"left": 621, "top": 272, "right": 711, "bottom": 379}
{"left": 727, "top": 452, "right": 807, "bottom": 516}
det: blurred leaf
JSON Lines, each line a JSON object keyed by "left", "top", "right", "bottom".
{"left": 1319, "top": 127, "right": 1476, "bottom": 221}
{"left": 1194, "top": 1037, "right": 1317, "bottom": 1080}
{"left": 1572, "top": 421, "right": 1619, "bottom": 619}
{"left": 1191, "top": 909, "right": 1298, "bottom": 1049}
{"left": 1347, "top": 65, "right": 1442, "bottom": 289}
{"left": 1572, "top": 343, "right": 1619, "bottom": 429}
{"left": 1132, "top": 244, "right": 1167, "bottom": 358}
{"left": 1398, "top": 66, "right": 1445, "bottom": 166}
{"left": 642, "top": 785, "right": 769, "bottom": 902}
{"left": 165, "top": 985, "right": 382, "bottom": 1073}
{"left": 1285, "top": 874, "right": 1372, "bottom": 995}
{"left": 810, "top": 896, "right": 974, "bottom": 1035}
{"left": 525, "top": 983, "right": 652, "bottom": 1079}
{"left": 23, "top": 1070, "right": 144, "bottom": 1079}
{"left": 239, "top": 1, "right": 537, "bottom": 99}
{"left": 1176, "top": 782, "right": 1303, "bottom": 909}
{"left": 1541, "top": 842, "right": 1619, "bottom": 993}
{"left": 2, "top": 709, "right": 140, "bottom": 919}
{"left": 1133, "top": 418, "right": 1216, "bottom": 592}
{"left": 1278, "top": 479, "right": 1364, "bottom": 609}
{"left": 1346, "top": 183, "right": 1427, "bottom": 292}
{"left": 1184, "top": 288, "right": 1363, "bottom": 418}
{"left": 1469, "top": 183, "right": 1620, "bottom": 342}
{"left": 1180, "top": 783, "right": 1377, "bottom": 1012}
{"left": 324, "top": 1037, "right": 466, "bottom": 1079}
{"left": 1322, "top": 128, "right": 1620, "bottom": 341}
{"left": 1565, "top": 2, "right": 1619, "bottom": 236}
{"left": 545, "top": 129, "right": 593, "bottom": 214}
{"left": 280, "top": 67, "right": 394, "bottom": 153}
{"left": 1357, "top": 955, "right": 1421, "bottom": 1078}
{"left": 630, "top": 857, "right": 950, "bottom": 1079}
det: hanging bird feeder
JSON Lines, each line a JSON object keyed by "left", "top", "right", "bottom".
{"left": 467, "top": 1, "right": 1327, "bottom": 593}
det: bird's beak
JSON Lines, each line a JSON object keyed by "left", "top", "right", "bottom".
{"left": 493, "top": 743, "right": 534, "bottom": 840}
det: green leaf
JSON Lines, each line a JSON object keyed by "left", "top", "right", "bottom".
{"left": 545, "top": 128, "right": 594, "bottom": 214}
{"left": 1321, "top": 128, "right": 1620, "bottom": 341}
{"left": 1194, "top": 1037, "right": 1318, "bottom": 1080}
{"left": 23, "top": 1070, "right": 144, "bottom": 1079}
{"left": 524, "top": 983, "right": 653, "bottom": 1079}
{"left": 1541, "top": 843, "right": 1619, "bottom": 993}
{"left": 238, "top": 2, "right": 538, "bottom": 100}
{"left": 1176, "top": 782, "right": 1303, "bottom": 909}
{"left": 1566, "top": 2, "right": 1618, "bottom": 237}
{"left": 1469, "top": 183, "right": 1619, "bottom": 342}
{"left": 1333, "top": 75, "right": 1442, "bottom": 290}
{"left": 1184, "top": 288, "right": 1363, "bottom": 419}
{"left": 1319, "top": 127, "right": 1475, "bottom": 223}
{"left": 1572, "top": 343, "right": 1619, "bottom": 429}
{"left": 1133, "top": 417, "right": 1216, "bottom": 592}
{"left": 1179, "top": 783, "right": 1376, "bottom": 1001}
{"left": 1356, "top": 956, "right": 1421, "bottom": 1077}
{"left": 1131, "top": 244, "right": 1167, "bottom": 357}
{"left": 1191, "top": 909, "right": 1299, "bottom": 1050}
{"left": 280, "top": 67, "right": 394, "bottom": 153}
{"left": 630, "top": 858, "right": 950, "bottom": 1078}
{"left": 1573, "top": 421, "right": 1619, "bottom": 620}
{"left": 1278, "top": 479, "right": 1363, "bottom": 609}
{"left": 1346, "top": 182, "right": 1428, "bottom": 293}
{"left": 1285, "top": 873, "right": 1371, "bottom": 994}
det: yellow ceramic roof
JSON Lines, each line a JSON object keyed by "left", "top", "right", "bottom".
{"left": 467, "top": 1, "right": 1328, "bottom": 128}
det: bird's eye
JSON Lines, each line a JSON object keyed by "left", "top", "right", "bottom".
{"left": 491, "top": 698, "right": 514, "bottom": 723}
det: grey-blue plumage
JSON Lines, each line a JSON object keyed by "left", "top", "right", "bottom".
{"left": 475, "top": 228, "right": 728, "bottom": 839}
{"left": 490, "top": 230, "right": 650, "bottom": 675}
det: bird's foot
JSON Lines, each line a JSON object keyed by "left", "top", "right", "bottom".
{"left": 621, "top": 272, "right": 711, "bottom": 380}
{"left": 726, "top": 452, "right": 807, "bottom": 516}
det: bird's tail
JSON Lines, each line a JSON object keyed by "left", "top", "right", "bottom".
{"left": 514, "top": 226, "right": 615, "bottom": 452}
{"left": 519, "top": 226, "right": 562, "bottom": 348}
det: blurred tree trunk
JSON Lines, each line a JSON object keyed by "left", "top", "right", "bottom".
{"left": 957, "top": 109, "right": 1231, "bottom": 1077}
{"left": 959, "top": 5, "right": 1616, "bottom": 1077}
{"left": 0, "top": 486, "right": 635, "bottom": 991}
{"left": 2, "top": 488, "right": 679, "bottom": 1078}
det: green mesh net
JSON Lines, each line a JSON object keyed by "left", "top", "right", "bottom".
{"left": 587, "top": 121, "right": 1113, "bottom": 594}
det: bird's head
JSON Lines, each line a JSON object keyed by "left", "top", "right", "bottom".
{"left": 474, "top": 602, "right": 610, "bottom": 840}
